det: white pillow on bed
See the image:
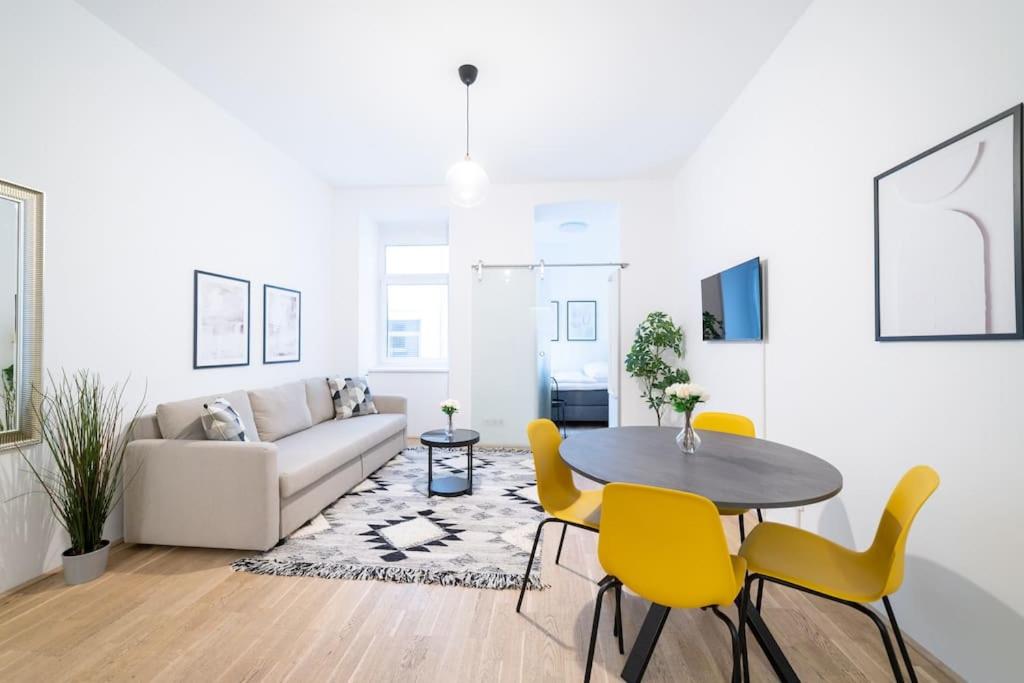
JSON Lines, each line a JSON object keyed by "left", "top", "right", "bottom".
{"left": 582, "top": 361, "right": 609, "bottom": 381}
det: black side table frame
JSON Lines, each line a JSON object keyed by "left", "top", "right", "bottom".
{"left": 420, "top": 429, "right": 480, "bottom": 498}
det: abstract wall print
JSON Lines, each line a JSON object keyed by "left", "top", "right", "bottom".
{"left": 567, "top": 300, "right": 598, "bottom": 341}
{"left": 194, "top": 270, "right": 250, "bottom": 368}
{"left": 875, "top": 104, "right": 1024, "bottom": 341}
{"left": 263, "top": 284, "right": 301, "bottom": 363}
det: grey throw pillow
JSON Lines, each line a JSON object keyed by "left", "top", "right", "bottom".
{"left": 328, "top": 376, "right": 378, "bottom": 419}
{"left": 201, "top": 398, "right": 251, "bottom": 441}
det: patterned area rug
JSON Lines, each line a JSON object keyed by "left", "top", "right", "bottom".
{"left": 232, "top": 446, "right": 547, "bottom": 590}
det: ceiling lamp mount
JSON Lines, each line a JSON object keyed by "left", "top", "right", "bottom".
{"left": 446, "top": 63, "right": 489, "bottom": 208}
{"left": 458, "top": 64, "right": 478, "bottom": 87}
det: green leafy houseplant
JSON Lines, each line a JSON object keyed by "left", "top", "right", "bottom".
{"left": 21, "top": 370, "right": 143, "bottom": 557}
{"left": 624, "top": 312, "right": 690, "bottom": 426}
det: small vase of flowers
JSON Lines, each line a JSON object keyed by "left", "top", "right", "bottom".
{"left": 440, "top": 399, "right": 460, "bottom": 437}
{"left": 665, "top": 382, "right": 709, "bottom": 454}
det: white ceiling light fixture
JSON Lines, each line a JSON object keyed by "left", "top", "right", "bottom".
{"left": 558, "top": 221, "right": 589, "bottom": 233}
{"left": 446, "top": 64, "right": 489, "bottom": 208}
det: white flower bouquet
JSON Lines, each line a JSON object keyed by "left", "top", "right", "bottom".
{"left": 664, "top": 383, "right": 709, "bottom": 414}
{"left": 440, "top": 399, "right": 460, "bottom": 435}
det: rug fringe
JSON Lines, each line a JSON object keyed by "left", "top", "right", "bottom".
{"left": 231, "top": 558, "right": 547, "bottom": 591}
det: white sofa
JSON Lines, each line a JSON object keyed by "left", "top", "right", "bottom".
{"left": 124, "top": 377, "right": 407, "bottom": 551}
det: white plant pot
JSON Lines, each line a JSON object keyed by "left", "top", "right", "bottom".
{"left": 62, "top": 540, "right": 110, "bottom": 585}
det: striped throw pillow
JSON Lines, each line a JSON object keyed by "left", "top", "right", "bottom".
{"left": 201, "top": 398, "right": 250, "bottom": 441}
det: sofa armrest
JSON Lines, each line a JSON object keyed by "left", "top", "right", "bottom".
{"left": 124, "top": 439, "right": 280, "bottom": 551}
{"left": 374, "top": 394, "right": 407, "bottom": 416}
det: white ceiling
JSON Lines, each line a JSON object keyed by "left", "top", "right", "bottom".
{"left": 78, "top": 0, "right": 809, "bottom": 188}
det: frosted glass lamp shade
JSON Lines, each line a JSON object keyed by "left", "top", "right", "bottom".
{"left": 446, "top": 157, "right": 489, "bottom": 208}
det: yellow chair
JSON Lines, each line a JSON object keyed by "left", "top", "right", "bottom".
{"left": 586, "top": 483, "right": 747, "bottom": 683}
{"left": 517, "top": 419, "right": 605, "bottom": 614}
{"left": 739, "top": 466, "right": 939, "bottom": 683}
{"left": 692, "top": 411, "right": 761, "bottom": 542}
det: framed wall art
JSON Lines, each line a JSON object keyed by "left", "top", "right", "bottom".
{"left": 194, "top": 270, "right": 250, "bottom": 368}
{"left": 874, "top": 104, "right": 1023, "bottom": 341}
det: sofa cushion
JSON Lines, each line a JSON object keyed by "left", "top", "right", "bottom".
{"left": 275, "top": 413, "right": 406, "bottom": 497}
{"left": 201, "top": 398, "right": 251, "bottom": 442}
{"left": 156, "top": 390, "right": 261, "bottom": 442}
{"left": 248, "top": 381, "right": 313, "bottom": 442}
{"left": 304, "top": 377, "right": 335, "bottom": 424}
{"left": 328, "top": 376, "right": 378, "bottom": 419}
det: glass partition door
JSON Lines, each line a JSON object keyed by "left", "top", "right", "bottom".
{"left": 470, "top": 269, "right": 544, "bottom": 446}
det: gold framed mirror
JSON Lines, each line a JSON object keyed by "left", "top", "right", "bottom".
{"left": 0, "top": 179, "right": 43, "bottom": 450}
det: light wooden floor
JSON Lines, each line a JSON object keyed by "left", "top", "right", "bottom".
{"left": 0, "top": 515, "right": 958, "bottom": 682}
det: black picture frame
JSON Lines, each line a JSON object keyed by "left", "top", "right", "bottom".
{"left": 550, "top": 300, "right": 559, "bottom": 341}
{"left": 262, "top": 284, "right": 302, "bottom": 364}
{"left": 874, "top": 103, "right": 1024, "bottom": 341}
{"left": 193, "top": 270, "right": 251, "bottom": 369}
{"left": 566, "top": 300, "right": 598, "bottom": 341}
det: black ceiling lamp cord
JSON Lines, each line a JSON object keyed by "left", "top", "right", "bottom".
{"left": 459, "top": 64, "right": 478, "bottom": 160}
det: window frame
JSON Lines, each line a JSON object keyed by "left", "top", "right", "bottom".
{"left": 378, "top": 236, "right": 450, "bottom": 368}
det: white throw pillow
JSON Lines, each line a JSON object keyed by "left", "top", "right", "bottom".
{"left": 201, "top": 398, "right": 251, "bottom": 442}
{"left": 582, "top": 361, "right": 609, "bottom": 381}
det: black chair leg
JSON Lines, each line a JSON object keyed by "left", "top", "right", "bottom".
{"left": 709, "top": 605, "right": 741, "bottom": 683}
{"left": 516, "top": 518, "right": 553, "bottom": 613}
{"left": 848, "top": 600, "right": 904, "bottom": 683}
{"left": 738, "top": 513, "right": 746, "bottom": 542}
{"left": 756, "top": 508, "right": 764, "bottom": 524}
{"left": 738, "top": 575, "right": 753, "bottom": 683}
{"left": 555, "top": 523, "right": 568, "bottom": 565}
{"left": 755, "top": 578, "right": 765, "bottom": 612}
{"left": 584, "top": 580, "right": 617, "bottom": 683}
{"left": 884, "top": 596, "right": 918, "bottom": 683}
{"left": 614, "top": 581, "right": 625, "bottom": 654}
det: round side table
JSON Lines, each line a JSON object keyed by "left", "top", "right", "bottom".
{"left": 419, "top": 428, "right": 481, "bottom": 497}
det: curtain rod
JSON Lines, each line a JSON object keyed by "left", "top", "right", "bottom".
{"left": 472, "top": 259, "right": 628, "bottom": 275}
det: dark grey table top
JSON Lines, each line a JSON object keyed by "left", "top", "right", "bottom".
{"left": 558, "top": 426, "right": 842, "bottom": 509}
{"left": 420, "top": 428, "right": 480, "bottom": 448}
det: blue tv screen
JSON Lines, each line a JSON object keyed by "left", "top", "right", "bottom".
{"left": 701, "top": 257, "right": 763, "bottom": 341}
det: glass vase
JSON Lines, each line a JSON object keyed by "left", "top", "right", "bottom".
{"left": 445, "top": 413, "right": 454, "bottom": 437}
{"left": 675, "top": 410, "right": 701, "bottom": 454}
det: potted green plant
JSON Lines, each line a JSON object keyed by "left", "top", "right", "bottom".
{"left": 20, "top": 371, "right": 143, "bottom": 585}
{"left": 624, "top": 312, "right": 689, "bottom": 426}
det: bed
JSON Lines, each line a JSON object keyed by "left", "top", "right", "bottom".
{"left": 552, "top": 362, "right": 609, "bottom": 423}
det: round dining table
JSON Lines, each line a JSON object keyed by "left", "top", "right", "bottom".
{"left": 559, "top": 426, "right": 843, "bottom": 683}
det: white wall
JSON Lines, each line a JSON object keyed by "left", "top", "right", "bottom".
{"left": 0, "top": 0, "right": 337, "bottom": 593}
{"left": 335, "top": 179, "right": 682, "bottom": 444}
{"left": 672, "top": 0, "right": 1024, "bottom": 678}
{"left": 367, "top": 370, "right": 449, "bottom": 437}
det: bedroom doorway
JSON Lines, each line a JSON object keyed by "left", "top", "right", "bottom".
{"left": 534, "top": 201, "right": 621, "bottom": 436}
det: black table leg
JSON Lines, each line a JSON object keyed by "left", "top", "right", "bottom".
{"left": 427, "top": 445, "right": 433, "bottom": 498}
{"left": 620, "top": 603, "right": 671, "bottom": 683}
{"left": 467, "top": 444, "right": 474, "bottom": 494}
{"left": 741, "top": 597, "right": 799, "bottom": 682}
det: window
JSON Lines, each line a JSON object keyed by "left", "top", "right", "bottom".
{"left": 381, "top": 243, "right": 448, "bottom": 364}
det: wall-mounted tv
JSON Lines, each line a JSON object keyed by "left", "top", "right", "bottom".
{"left": 701, "top": 257, "right": 763, "bottom": 341}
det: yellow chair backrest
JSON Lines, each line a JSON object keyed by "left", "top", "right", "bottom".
{"left": 526, "top": 419, "right": 581, "bottom": 513}
{"left": 693, "top": 411, "right": 756, "bottom": 437}
{"left": 597, "top": 483, "right": 743, "bottom": 608}
{"left": 866, "top": 465, "right": 940, "bottom": 597}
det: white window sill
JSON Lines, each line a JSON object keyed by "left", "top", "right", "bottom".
{"left": 367, "top": 366, "right": 450, "bottom": 374}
